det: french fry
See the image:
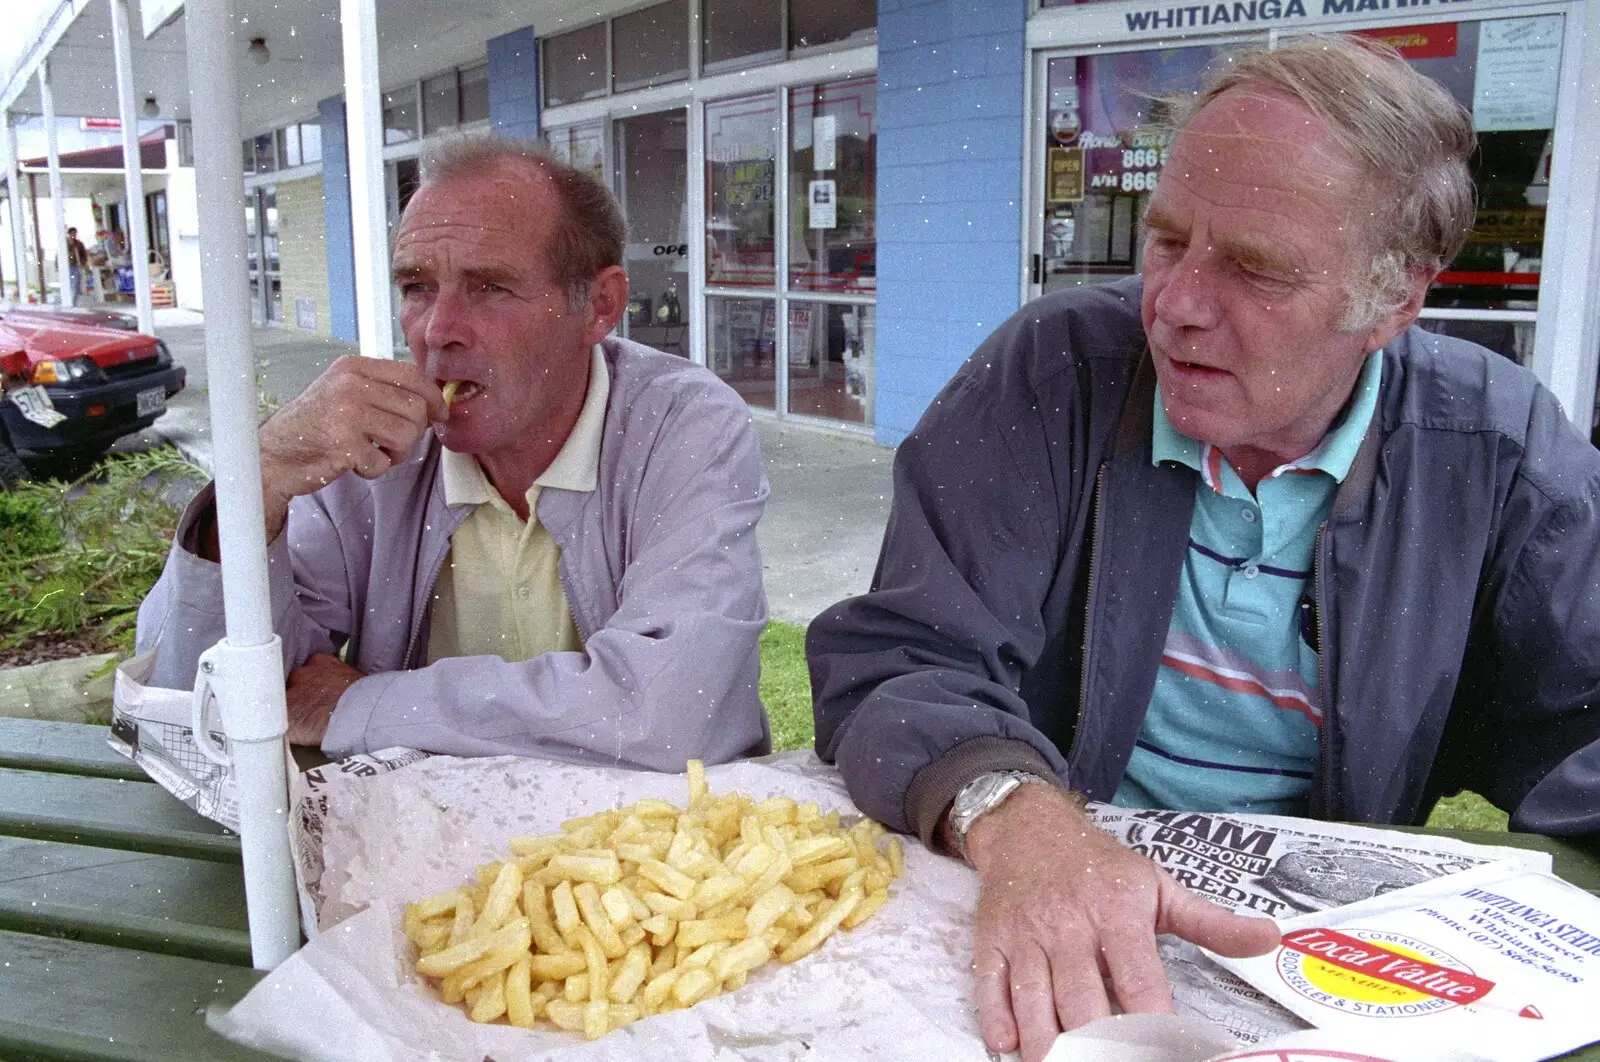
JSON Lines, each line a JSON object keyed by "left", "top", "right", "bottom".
{"left": 528, "top": 952, "right": 586, "bottom": 981}
{"left": 675, "top": 914, "right": 746, "bottom": 950}
{"left": 779, "top": 879, "right": 863, "bottom": 964}
{"left": 574, "top": 925, "right": 609, "bottom": 1002}
{"left": 574, "top": 881, "right": 628, "bottom": 959}
{"left": 469, "top": 969, "right": 508, "bottom": 1023}
{"left": 843, "top": 887, "right": 891, "bottom": 930}
{"left": 520, "top": 881, "right": 569, "bottom": 955}
{"left": 584, "top": 999, "right": 609, "bottom": 1040}
{"left": 504, "top": 955, "right": 537, "bottom": 1029}
{"left": 477, "top": 860, "right": 524, "bottom": 933}
{"left": 548, "top": 851, "right": 622, "bottom": 886}
{"left": 686, "top": 759, "right": 708, "bottom": 807}
{"left": 441, "top": 379, "right": 462, "bottom": 405}
{"left": 551, "top": 880, "right": 582, "bottom": 945}
{"left": 416, "top": 918, "right": 530, "bottom": 978}
{"left": 673, "top": 967, "right": 717, "bottom": 1007}
{"left": 709, "top": 936, "right": 772, "bottom": 982}
{"left": 745, "top": 883, "right": 797, "bottom": 938}
{"left": 608, "top": 943, "right": 651, "bottom": 1004}
{"left": 638, "top": 858, "right": 696, "bottom": 900}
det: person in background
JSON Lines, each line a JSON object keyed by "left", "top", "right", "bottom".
{"left": 138, "top": 134, "right": 772, "bottom": 770}
{"left": 808, "top": 35, "right": 1600, "bottom": 1062}
{"left": 65, "top": 227, "right": 89, "bottom": 299}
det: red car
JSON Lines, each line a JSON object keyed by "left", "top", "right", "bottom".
{"left": 0, "top": 310, "right": 186, "bottom": 482}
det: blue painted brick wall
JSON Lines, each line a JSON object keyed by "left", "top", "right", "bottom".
{"left": 488, "top": 27, "right": 541, "bottom": 142}
{"left": 874, "top": 0, "right": 1027, "bottom": 445}
{"left": 319, "top": 94, "right": 358, "bottom": 343}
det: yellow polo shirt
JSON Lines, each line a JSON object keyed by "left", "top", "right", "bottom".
{"left": 425, "top": 345, "right": 608, "bottom": 663}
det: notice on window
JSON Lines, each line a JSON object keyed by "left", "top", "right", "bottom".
{"left": 813, "top": 116, "right": 837, "bottom": 171}
{"left": 1473, "top": 16, "right": 1563, "bottom": 132}
{"left": 809, "top": 179, "right": 837, "bottom": 230}
{"left": 1047, "top": 147, "right": 1085, "bottom": 203}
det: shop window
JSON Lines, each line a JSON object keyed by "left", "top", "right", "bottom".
{"left": 707, "top": 295, "right": 776, "bottom": 409}
{"left": 790, "top": 0, "right": 875, "bottom": 51}
{"left": 299, "top": 121, "right": 322, "bottom": 164}
{"left": 613, "top": 109, "right": 690, "bottom": 356}
{"left": 1365, "top": 19, "right": 1558, "bottom": 323}
{"left": 787, "top": 301, "right": 873, "bottom": 424}
{"left": 544, "top": 22, "right": 608, "bottom": 107}
{"left": 788, "top": 78, "right": 875, "bottom": 295}
{"left": 281, "top": 125, "right": 302, "bottom": 168}
{"left": 459, "top": 62, "right": 490, "bottom": 124}
{"left": 241, "top": 139, "right": 255, "bottom": 175}
{"left": 613, "top": 0, "right": 689, "bottom": 93}
{"left": 546, "top": 122, "right": 606, "bottom": 179}
{"left": 253, "top": 132, "right": 277, "bottom": 173}
{"left": 705, "top": 93, "right": 778, "bottom": 287}
{"left": 1035, "top": 44, "right": 1225, "bottom": 296}
{"left": 422, "top": 71, "right": 460, "bottom": 134}
{"left": 702, "top": 0, "right": 782, "bottom": 69}
{"left": 383, "top": 89, "right": 418, "bottom": 144}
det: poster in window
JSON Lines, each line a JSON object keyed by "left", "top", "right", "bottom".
{"left": 809, "top": 180, "right": 838, "bottom": 230}
{"left": 1047, "top": 147, "right": 1085, "bottom": 204}
{"left": 1473, "top": 16, "right": 1562, "bottom": 132}
{"left": 813, "top": 116, "right": 837, "bottom": 171}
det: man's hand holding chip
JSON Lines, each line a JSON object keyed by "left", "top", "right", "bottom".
{"left": 963, "top": 784, "right": 1281, "bottom": 1062}
{"left": 257, "top": 355, "right": 449, "bottom": 544}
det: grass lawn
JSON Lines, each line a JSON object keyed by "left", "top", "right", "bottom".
{"left": 757, "top": 620, "right": 1508, "bottom": 832}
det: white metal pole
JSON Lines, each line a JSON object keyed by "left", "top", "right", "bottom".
{"left": 110, "top": 0, "right": 154, "bottom": 333}
{"left": 340, "top": 0, "right": 396, "bottom": 360}
{"left": 184, "top": 0, "right": 299, "bottom": 970}
{"left": 2, "top": 117, "right": 27, "bottom": 302}
{"left": 38, "top": 63, "right": 72, "bottom": 309}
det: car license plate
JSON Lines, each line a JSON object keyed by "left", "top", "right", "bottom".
{"left": 7, "top": 385, "right": 67, "bottom": 428}
{"left": 136, "top": 386, "right": 167, "bottom": 417}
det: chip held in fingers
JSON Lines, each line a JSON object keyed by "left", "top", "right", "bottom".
{"left": 402, "top": 759, "right": 904, "bottom": 1040}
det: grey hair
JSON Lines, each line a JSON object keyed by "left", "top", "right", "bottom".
{"left": 1163, "top": 34, "right": 1476, "bottom": 332}
{"left": 416, "top": 133, "right": 627, "bottom": 313}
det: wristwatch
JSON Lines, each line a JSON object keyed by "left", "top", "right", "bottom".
{"left": 947, "top": 770, "right": 1050, "bottom": 865}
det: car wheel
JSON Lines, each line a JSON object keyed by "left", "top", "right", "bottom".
{"left": 0, "top": 438, "right": 27, "bottom": 491}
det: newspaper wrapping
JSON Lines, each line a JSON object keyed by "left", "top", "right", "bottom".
{"left": 110, "top": 652, "right": 1553, "bottom": 1043}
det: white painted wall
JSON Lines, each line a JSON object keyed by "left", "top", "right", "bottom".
{"left": 164, "top": 164, "right": 200, "bottom": 310}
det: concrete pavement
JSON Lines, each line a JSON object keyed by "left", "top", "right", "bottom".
{"left": 137, "top": 312, "right": 895, "bottom": 626}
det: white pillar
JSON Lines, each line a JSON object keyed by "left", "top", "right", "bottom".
{"left": 184, "top": 0, "right": 299, "bottom": 971}
{"left": 38, "top": 63, "right": 72, "bottom": 308}
{"left": 110, "top": 0, "right": 154, "bottom": 333}
{"left": 340, "top": 0, "right": 395, "bottom": 359}
{"left": 3, "top": 117, "right": 28, "bottom": 302}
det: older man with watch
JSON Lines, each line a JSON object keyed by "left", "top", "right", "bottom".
{"left": 807, "top": 35, "right": 1600, "bottom": 1062}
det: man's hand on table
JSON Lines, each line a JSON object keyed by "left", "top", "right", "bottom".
{"left": 285, "top": 652, "right": 364, "bottom": 746}
{"left": 962, "top": 784, "right": 1281, "bottom": 1062}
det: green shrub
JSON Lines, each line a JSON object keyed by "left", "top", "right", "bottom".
{"left": 0, "top": 448, "right": 200, "bottom": 655}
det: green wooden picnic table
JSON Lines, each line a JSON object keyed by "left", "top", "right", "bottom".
{"left": 2, "top": 715, "right": 1597, "bottom": 1061}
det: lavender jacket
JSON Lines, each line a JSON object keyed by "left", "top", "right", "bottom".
{"left": 137, "top": 337, "right": 772, "bottom": 768}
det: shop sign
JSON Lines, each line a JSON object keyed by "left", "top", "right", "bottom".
{"left": 1047, "top": 147, "right": 1086, "bottom": 203}
{"left": 625, "top": 242, "right": 689, "bottom": 261}
{"left": 1466, "top": 206, "right": 1546, "bottom": 246}
{"left": 80, "top": 117, "right": 122, "bottom": 131}
{"left": 1353, "top": 21, "right": 1458, "bottom": 57}
{"left": 1117, "top": 0, "right": 1478, "bottom": 37}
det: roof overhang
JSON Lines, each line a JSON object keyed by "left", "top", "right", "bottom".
{"left": 4, "top": 0, "right": 628, "bottom": 137}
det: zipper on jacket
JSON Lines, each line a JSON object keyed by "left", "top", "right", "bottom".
{"left": 1069, "top": 463, "right": 1109, "bottom": 774}
{"left": 1313, "top": 524, "right": 1334, "bottom": 818}
{"left": 401, "top": 542, "right": 453, "bottom": 670}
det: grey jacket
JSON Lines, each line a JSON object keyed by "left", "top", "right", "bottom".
{"left": 809, "top": 277, "right": 1600, "bottom": 848}
{"left": 138, "top": 337, "right": 772, "bottom": 768}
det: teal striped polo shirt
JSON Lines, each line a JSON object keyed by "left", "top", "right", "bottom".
{"left": 1111, "top": 351, "right": 1382, "bottom": 816}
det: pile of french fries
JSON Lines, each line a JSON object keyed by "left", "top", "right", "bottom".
{"left": 402, "top": 760, "right": 903, "bottom": 1040}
